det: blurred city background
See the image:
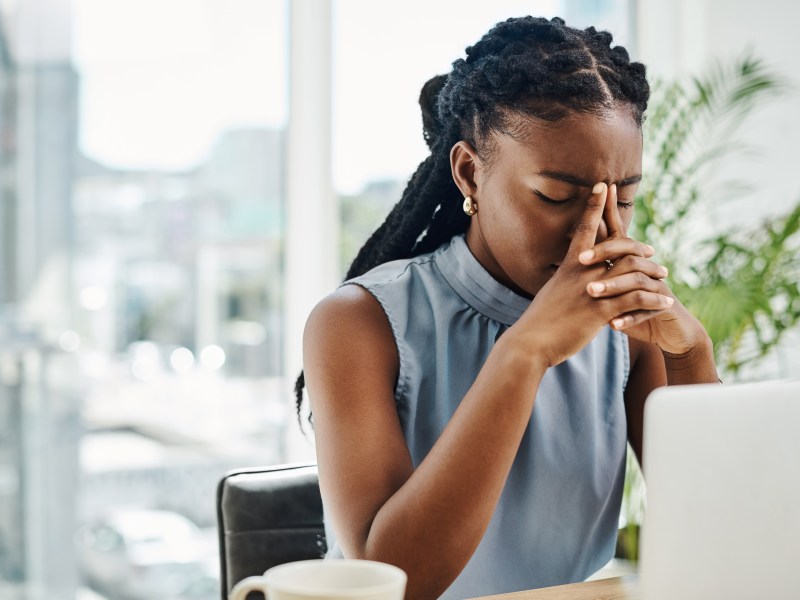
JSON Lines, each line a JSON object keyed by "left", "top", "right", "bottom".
{"left": 0, "top": 0, "right": 798, "bottom": 599}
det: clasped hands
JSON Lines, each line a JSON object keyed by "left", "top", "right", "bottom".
{"left": 575, "top": 181, "right": 704, "bottom": 356}
{"left": 518, "top": 180, "right": 709, "bottom": 368}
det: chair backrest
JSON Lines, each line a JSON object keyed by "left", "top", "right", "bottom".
{"left": 216, "top": 463, "right": 327, "bottom": 599}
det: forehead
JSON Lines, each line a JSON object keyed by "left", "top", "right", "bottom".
{"left": 490, "top": 108, "right": 643, "bottom": 182}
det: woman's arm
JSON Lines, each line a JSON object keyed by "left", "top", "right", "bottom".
{"left": 305, "top": 285, "right": 548, "bottom": 600}
{"left": 625, "top": 331, "right": 718, "bottom": 466}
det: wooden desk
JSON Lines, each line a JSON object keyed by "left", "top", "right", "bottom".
{"left": 470, "top": 576, "right": 637, "bottom": 600}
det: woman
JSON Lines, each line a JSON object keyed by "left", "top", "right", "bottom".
{"left": 299, "top": 16, "right": 718, "bottom": 600}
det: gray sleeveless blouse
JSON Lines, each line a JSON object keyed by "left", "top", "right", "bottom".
{"left": 324, "top": 235, "right": 630, "bottom": 599}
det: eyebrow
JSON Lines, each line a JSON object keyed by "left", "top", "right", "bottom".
{"left": 537, "top": 170, "right": 642, "bottom": 188}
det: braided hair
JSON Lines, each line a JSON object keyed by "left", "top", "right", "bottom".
{"left": 295, "top": 16, "right": 650, "bottom": 427}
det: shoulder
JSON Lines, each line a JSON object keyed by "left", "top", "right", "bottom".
{"left": 348, "top": 251, "right": 441, "bottom": 293}
{"left": 306, "top": 284, "right": 392, "bottom": 341}
{"left": 625, "top": 336, "right": 666, "bottom": 390}
{"left": 623, "top": 336, "right": 667, "bottom": 462}
{"left": 627, "top": 335, "right": 643, "bottom": 364}
{"left": 627, "top": 336, "right": 663, "bottom": 373}
{"left": 303, "top": 284, "right": 399, "bottom": 390}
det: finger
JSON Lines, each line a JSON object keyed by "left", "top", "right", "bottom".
{"left": 579, "top": 238, "right": 657, "bottom": 265}
{"left": 587, "top": 271, "right": 670, "bottom": 298}
{"left": 566, "top": 182, "right": 607, "bottom": 260}
{"left": 603, "top": 184, "right": 627, "bottom": 240}
{"left": 611, "top": 309, "right": 666, "bottom": 331}
{"left": 605, "top": 255, "right": 668, "bottom": 280}
{"left": 600, "top": 290, "right": 674, "bottom": 319}
{"left": 609, "top": 255, "right": 668, "bottom": 279}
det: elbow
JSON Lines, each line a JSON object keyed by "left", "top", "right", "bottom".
{"left": 343, "top": 542, "right": 459, "bottom": 600}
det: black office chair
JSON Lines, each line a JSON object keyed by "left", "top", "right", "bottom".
{"left": 216, "top": 463, "right": 327, "bottom": 599}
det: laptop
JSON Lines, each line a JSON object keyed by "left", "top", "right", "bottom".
{"left": 639, "top": 380, "right": 800, "bottom": 600}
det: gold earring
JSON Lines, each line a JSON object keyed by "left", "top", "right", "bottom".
{"left": 463, "top": 195, "right": 478, "bottom": 216}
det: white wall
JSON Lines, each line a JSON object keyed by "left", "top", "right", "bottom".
{"left": 638, "top": 0, "right": 800, "bottom": 224}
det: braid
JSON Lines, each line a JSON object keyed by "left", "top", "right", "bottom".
{"left": 295, "top": 15, "right": 650, "bottom": 428}
{"left": 343, "top": 149, "right": 457, "bottom": 281}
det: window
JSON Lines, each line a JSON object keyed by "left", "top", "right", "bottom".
{"left": 0, "top": 1, "right": 288, "bottom": 597}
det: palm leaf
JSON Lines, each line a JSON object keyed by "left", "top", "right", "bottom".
{"left": 636, "top": 53, "right": 799, "bottom": 377}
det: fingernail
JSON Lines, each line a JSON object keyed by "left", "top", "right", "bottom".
{"left": 660, "top": 266, "right": 669, "bottom": 277}
{"left": 592, "top": 182, "right": 607, "bottom": 195}
{"left": 664, "top": 296, "right": 674, "bottom": 306}
{"left": 589, "top": 282, "right": 605, "bottom": 294}
{"left": 612, "top": 318, "right": 625, "bottom": 329}
{"left": 646, "top": 244, "right": 655, "bottom": 254}
{"left": 579, "top": 250, "right": 595, "bottom": 262}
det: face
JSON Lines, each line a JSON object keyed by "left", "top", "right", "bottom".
{"left": 459, "top": 107, "right": 643, "bottom": 298}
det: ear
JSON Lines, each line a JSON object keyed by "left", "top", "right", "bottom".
{"left": 450, "top": 141, "right": 482, "bottom": 198}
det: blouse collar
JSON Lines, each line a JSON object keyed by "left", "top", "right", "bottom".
{"left": 436, "top": 235, "right": 532, "bottom": 326}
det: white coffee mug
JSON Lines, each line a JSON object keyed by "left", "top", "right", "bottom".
{"left": 228, "top": 559, "right": 407, "bottom": 600}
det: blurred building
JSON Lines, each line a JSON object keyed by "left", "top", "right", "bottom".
{"left": 72, "top": 127, "right": 284, "bottom": 377}
{"left": 71, "top": 126, "right": 289, "bottom": 527}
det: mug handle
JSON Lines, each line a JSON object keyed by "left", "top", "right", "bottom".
{"left": 229, "top": 575, "right": 268, "bottom": 600}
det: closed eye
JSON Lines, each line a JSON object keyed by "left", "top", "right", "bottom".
{"left": 535, "top": 190, "right": 634, "bottom": 209}
{"left": 534, "top": 190, "right": 574, "bottom": 205}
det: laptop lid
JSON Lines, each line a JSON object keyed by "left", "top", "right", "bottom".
{"left": 639, "top": 380, "right": 800, "bottom": 600}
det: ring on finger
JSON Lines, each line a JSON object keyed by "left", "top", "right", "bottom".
{"left": 605, "top": 259, "right": 614, "bottom": 270}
